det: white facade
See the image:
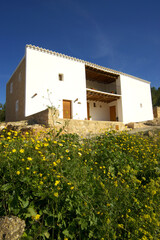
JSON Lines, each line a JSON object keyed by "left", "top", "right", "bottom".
{"left": 7, "top": 44, "right": 153, "bottom": 124}
{"left": 120, "top": 75, "right": 153, "bottom": 123}
{"left": 25, "top": 47, "right": 87, "bottom": 120}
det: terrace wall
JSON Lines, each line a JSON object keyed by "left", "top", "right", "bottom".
{"left": 25, "top": 108, "right": 125, "bottom": 136}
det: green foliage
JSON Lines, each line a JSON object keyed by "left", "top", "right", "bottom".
{"left": 0, "top": 103, "right": 5, "bottom": 122}
{"left": 151, "top": 87, "right": 160, "bottom": 107}
{"left": 0, "top": 129, "right": 160, "bottom": 239}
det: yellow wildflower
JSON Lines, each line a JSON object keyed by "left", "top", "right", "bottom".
{"left": 20, "top": 149, "right": 24, "bottom": 153}
{"left": 34, "top": 214, "right": 40, "bottom": 220}
{"left": 27, "top": 157, "right": 32, "bottom": 161}
{"left": 54, "top": 192, "right": 59, "bottom": 197}
{"left": 12, "top": 149, "right": 16, "bottom": 153}
{"left": 32, "top": 214, "right": 40, "bottom": 221}
{"left": 55, "top": 180, "right": 60, "bottom": 186}
{"left": 118, "top": 224, "right": 124, "bottom": 229}
{"left": 107, "top": 219, "right": 110, "bottom": 224}
{"left": 16, "top": 171, "right": 20, "bottom": 175}
{"left": 44, "top": 143, "right": 49, "bottom": 147}
{"left": 114, "top": 181, "right": 118, "bottom": 187}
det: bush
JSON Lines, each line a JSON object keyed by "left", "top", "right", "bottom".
{"left": 0, "top": 129, "right": 160, "bottom": 239}
{"left": 0, "top": 103, "right": 5, "bottom": 122}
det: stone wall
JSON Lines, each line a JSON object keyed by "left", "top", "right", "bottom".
{"left": 53, "top": 118, "right": 125, "bottom": 136}
{"left": 153, "top": 107, "right": 160, "bottom": 118}
{"left": 25, "top": 109, "right": 49, "bottom": 125}
{"left": 6, "top": 57, "right": 26, "bottom": 122}
{"left": 25, "top": 108, "right": 125, "bottom": 136}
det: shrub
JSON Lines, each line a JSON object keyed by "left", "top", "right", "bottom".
{"left": 0, "top": 129, "right": 160, "bottom": 239}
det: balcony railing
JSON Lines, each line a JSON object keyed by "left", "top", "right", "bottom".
{"left": 86, "top": 84, "right": 121, "bottom": 95}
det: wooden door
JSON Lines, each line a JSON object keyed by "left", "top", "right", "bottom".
{"left": 63, "top": 100, "right": 71, "bottom": 119}
{"left": 87, "top": 102, "right": 90, "bottom": 120}
{"left": 110, "top": 106, "right": 116, "bottom": 121}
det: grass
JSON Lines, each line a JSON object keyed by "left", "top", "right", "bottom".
{"left": 0, "top": 128, "right": 160, "bottom": 240}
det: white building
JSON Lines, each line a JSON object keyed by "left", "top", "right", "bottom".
{"left": 6, "top": 44, "right": 153, "bottom": 123}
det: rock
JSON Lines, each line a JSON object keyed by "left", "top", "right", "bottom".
{"left": 0, "top": 216, "right": 25, "bottom": 240}
{"left": 126, "top": 122, "right": 134, "bottom": 129}
{"left": 148, "top": 131, "right": 154, "bottom": 138}
{"left": 144, "top": 118, "right": 160, "bottom": 126}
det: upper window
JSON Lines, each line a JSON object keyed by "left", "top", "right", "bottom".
{"left": 58, "top": 73, "right": 64, "bottom": 81}
{"left": 15, "top": 100, "right": 19, "bottom": 112}
{"left": 18, "top": 72, "right": 22, "bottom": 82}
{"left": 10, "top": 82, "right": 13, "bottom": 94}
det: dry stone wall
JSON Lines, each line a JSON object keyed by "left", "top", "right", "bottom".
{"left": 153, "top": 106, "right": 160, "bottom": 118}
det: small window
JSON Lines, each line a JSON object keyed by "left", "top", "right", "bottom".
{"left": 18, "top": 72, "right": 22, "bottom": 81}
{"left": 93, "top": 103, "right": 96, "bottom": 107}
{"left": 15, "top": 100, "right": 19, "bottom": 112}
{"left": 58, "top": 74, "right": 64, "bottom": 81}
{"left": 140, "top": 103, "right": 143, "bottom": 108}
{"left": 10, "top": 82, "right": 13, "bottom": 94}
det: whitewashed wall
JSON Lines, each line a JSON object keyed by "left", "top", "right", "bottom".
{"left": 88, "top": 99, "right": 122, "bottom": 122}
{"left": 120, "top": 75, "right": 153, "bottom": 123}
{"left": 25, "top": 47, "right": 87, "bottom": 120}
{"left": 88, "top": 101, "right": 109, "bottom": 121}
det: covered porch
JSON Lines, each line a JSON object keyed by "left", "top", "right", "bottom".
{"left": 86, "top": 88, "right": 122, "bottom": 121}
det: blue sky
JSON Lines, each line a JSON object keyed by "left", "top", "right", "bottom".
{"left": 0, "top": 0, "right": 160, "bottom": 104}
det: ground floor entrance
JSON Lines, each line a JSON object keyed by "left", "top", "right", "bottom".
{"left": 63, "top": 100, "right": 72, "bottom": 119}
{"left": 110, "top": 106, "right": 116, "bottom": 121}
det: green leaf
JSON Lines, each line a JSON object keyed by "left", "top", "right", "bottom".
{"left": 27, "top": 207, "right": 37, "bottom": 217}
{"left": 89, "top": 230, "right": 94, "bottom": 238}
{"left": 1, "top": 183, "right": 12, "bottom": 191}
{"left": 58, "top": 212, "right": 62, "bottom": 221}
{"left": 62, "top": 229, "right": 70, "bottom": 236}
{"left": 18, "top": 196, "right": 29, "bottom": 208}
{"left": 44, "top": 231, "right": 50, "bottom": 239}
